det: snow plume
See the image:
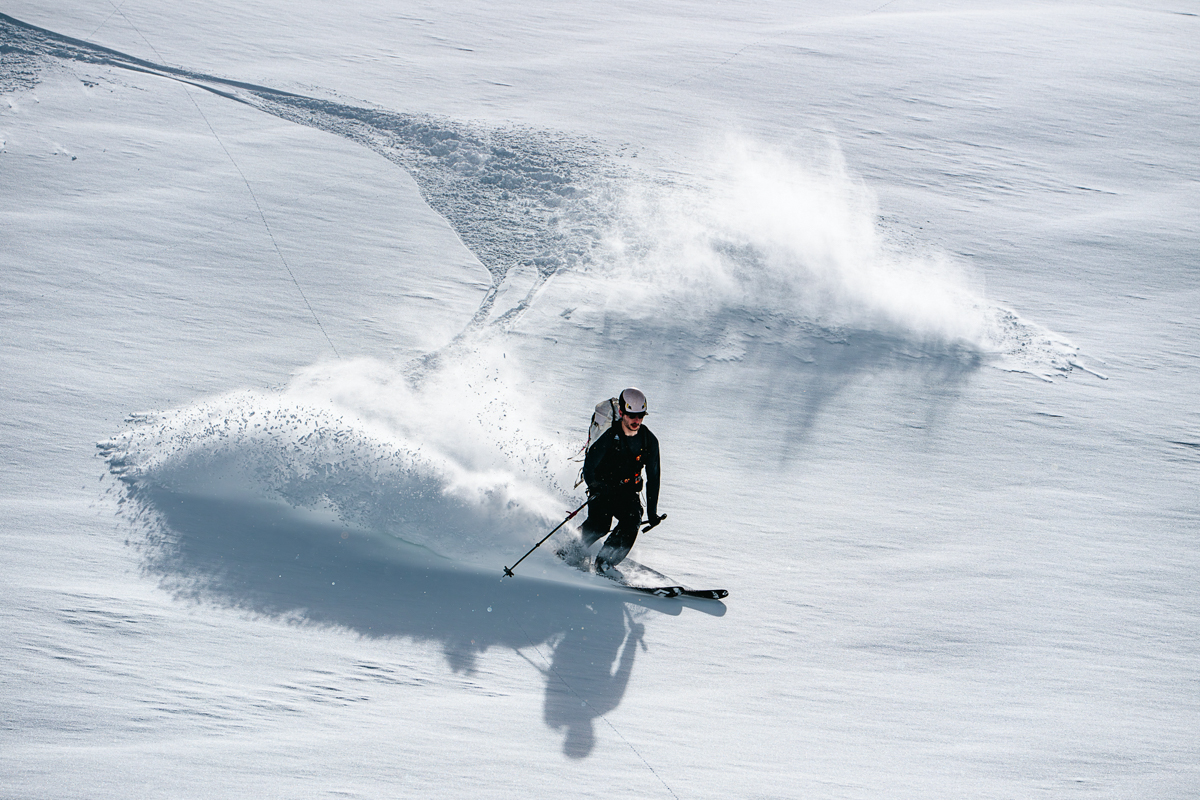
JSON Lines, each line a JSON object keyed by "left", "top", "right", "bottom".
{"left": 590, "top": 137, "right": 1083, "bottom": 378}
{"left": 101, "top": 347, "right": 576, "bottom": 566}
{"left": 3, "top": 12, "right": 1084, "bottom": 379}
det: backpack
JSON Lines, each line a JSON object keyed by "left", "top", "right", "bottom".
{"left": 573, "top": 397, "right": 619, "bottom": 487}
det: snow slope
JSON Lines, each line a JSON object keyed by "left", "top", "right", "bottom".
{"left": 2, "top": 2, "right": 1198, "bottom": 798}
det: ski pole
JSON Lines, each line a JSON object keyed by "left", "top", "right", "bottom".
{"left": 641, "top": 513, "right": 667, "bottom": 533}
{"left": 503, "top": 496, "right": 594, "bottom": 578}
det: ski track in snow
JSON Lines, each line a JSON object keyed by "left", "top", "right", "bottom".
{"left": 3, "top": 12, "right": 1097, "bottom": 582}
{"left": 4, "top": 6, "right": 1197, "bottom": 794}
{"left": 1, "top": 10, "right": 1087, "bottom": 375}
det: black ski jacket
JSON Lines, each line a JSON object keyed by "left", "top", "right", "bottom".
{"left": 583, "top": 423, "right": 660, "bottom": 518}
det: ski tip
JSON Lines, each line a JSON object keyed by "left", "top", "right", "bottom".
{"left": 681, "top": 588, "right": 729, "bottom": 600}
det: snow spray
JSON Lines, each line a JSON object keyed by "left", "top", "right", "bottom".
{"left": 586, "top": 136, "right": 1081, "bottom": 377}
{"left": 102, "top": 347, "right": 577, "bottom": 565}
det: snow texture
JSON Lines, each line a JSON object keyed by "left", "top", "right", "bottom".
{"left": 2, "top": 2, "right": 1198, "bottom": 798}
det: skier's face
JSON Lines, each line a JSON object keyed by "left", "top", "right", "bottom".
{"left": 620, "top": 410, "right": 644, "bottom": 435}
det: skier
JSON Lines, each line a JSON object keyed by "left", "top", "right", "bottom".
{"left": 580, "top": 387, "right": 663, "bottom": 572}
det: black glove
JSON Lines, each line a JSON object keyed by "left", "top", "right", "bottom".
{"left": 644, "top": 512, "right": 665, "bottom": 530}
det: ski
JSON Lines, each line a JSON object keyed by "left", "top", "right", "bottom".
{"left": 619, "top": 583, "right": 686, "bottom": 598}
{"left": 679, "top": 588, "right": 729, "bottom": 600}
{"left": 603, "top": 558, "right": 728, "bottom": 600}
{"left": 587, "top": 562, "right": 679, "bottom": 597}
{"left": 597, "top": 561, "right": 726, "bottom": 600}
{"left": 552, "top": 539, "right": 727, "bottom": 600}
{"left": 607, "top": 577, "right": 728, "bottom": 599}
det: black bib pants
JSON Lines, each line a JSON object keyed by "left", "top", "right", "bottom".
{"left": 580, "top": 423, "right": 660, "bottom": 570}
{"left": 580, "top": 490, "right": 643, "bottom": 568}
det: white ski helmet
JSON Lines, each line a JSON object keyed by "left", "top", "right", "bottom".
{"left": 619, "top": 387, "right": 648, "bottom": 416}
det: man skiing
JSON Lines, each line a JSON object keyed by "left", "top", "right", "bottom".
{"left": 580, "top": 387, "right": 663, "bottom": 572}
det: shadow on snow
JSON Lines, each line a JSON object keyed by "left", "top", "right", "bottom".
{"left": 564, "top": 308, "right": 984, "bottom": 460}
{"left": 132, "top": 487, "right": 721, "bottom": 759}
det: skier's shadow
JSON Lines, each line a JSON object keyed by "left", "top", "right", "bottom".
{"left": 534, "top": 600, "right": 648, "bottom": 758}
{"left": 131, "top": 487, "right": 715, "bottom": 758}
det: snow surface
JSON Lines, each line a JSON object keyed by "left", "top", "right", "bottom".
{"left": 2, "top": 2, "right": 1198, "bottom": 797}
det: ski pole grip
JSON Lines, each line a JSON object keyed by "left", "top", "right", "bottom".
{"left": 641, "top": 513, "right": 666, "bottom": 532}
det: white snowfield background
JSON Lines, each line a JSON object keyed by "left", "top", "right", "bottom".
{"left": 2, "top": 1, "right": 1197, "bottom": 797}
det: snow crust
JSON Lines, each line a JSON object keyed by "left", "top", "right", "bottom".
{"left": 2, "top": 3, "right": 1198, "bottom": 798}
